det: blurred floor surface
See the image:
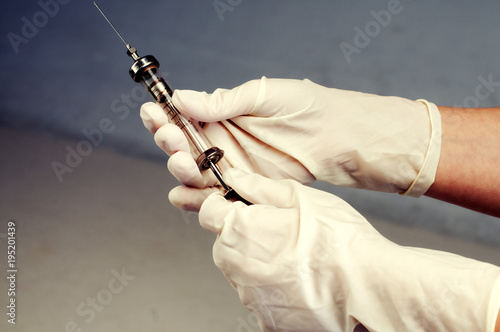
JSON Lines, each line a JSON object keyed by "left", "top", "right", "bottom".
{"left": 0, "top": 126, "right": 499, "bottom": 331}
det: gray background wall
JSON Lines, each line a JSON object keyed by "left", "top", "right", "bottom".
{"left": 3, "top": 1, "right": 500, "bottom": 154}
{"left": 1, "top": 1, "right": 500, "bottom": 331}
{"left": 3, "top": 0, "right": 499, "bottom": 242}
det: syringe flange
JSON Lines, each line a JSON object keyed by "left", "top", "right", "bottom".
{"left": 196, "top": 147, "right": 224, "bottom": 170}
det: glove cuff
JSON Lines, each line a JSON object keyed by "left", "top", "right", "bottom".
{"left": 400, "top": 99, "right": 442, "bottom": 197}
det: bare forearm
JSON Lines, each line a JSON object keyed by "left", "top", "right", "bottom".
{"left": 496, "top": 310, "right": 500, "bottom": 332}
{"left": 425, "top": 106, "right": 500, "bottom": 217}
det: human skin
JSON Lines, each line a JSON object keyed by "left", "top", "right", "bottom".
{"left": 425, "top": 106, "right": 500, "bottom": 218}
{"left": 426, "top": 106, "right": 500, "bottom": 331}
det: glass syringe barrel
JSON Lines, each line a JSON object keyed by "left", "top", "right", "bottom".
{"left": 128, "top": 50, "right": 231, "bottom": 192}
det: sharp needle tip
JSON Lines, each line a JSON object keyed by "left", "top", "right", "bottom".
{"left": 93, "top": 2, "right": 128, "bottom": 47}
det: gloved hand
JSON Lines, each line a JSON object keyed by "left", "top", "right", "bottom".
{"left": 140, "top": 77, "right": 442, "bottom": 207}
{"left": 199, "top": 168, "right": 500, "bottom": 332}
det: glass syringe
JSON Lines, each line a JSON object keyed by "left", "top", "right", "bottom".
{"left": 94, "top": 2, "right": 248, "bottom": 203}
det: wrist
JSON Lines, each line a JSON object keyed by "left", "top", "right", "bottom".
{"left": 399, "top": 99, "right": 442, "bottom": 197}
{"left": 424, "top": 106, "right": 500, "bottom": 216}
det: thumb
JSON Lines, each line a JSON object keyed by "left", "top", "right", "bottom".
{"left": 172, "top": 78, "right": 265, "bottom": 122}
{"left": 223, "top": 168, "right": 302, "bottom": 208}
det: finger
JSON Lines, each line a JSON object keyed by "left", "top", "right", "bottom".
{"left": 140, "top": 102, "right": 170, "bottom": 134}
{"left": 198, "top": 192, "right": 239, "bottom": 233}
{"left": 225, "top": 168, "right": 363, "bottom": 221}
{"left": 169, "top": 185, "right": 223, "bottom": 213}
{"left": 167, "top": 151, "right": 217, "bottom": 188}
{"left": 223, "top": 168, "right": 302, "bottom": 208}
{"left": 199, "top": 171, "right": 301, "bottom": 237}
{"left": 212, "top": 205, "right": 298, "bottom": 283}
{"left": 199, "top": 187, "right": 300, "bottom": 281}
{"left": 154, "top": 122, "right": 190, "bottom": 156}
{"left": 172, "top": 78, "right": 263, "bottom": 122}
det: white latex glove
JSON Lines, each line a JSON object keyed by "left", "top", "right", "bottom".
{"left": 200, "top": 168, "right": 500, "bottom": 332}
{"left": 140, "top": 77, "right": 442, "bottom": 206}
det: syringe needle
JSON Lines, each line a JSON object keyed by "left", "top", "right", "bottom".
{"left": 94, "top": 2, "right": 251, "bottom": 205}
{"left": 94, "top": 2, "right": 128, "bottom": 46}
